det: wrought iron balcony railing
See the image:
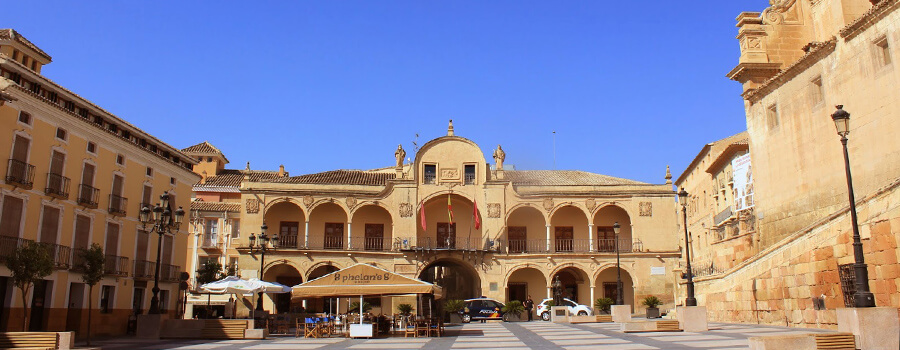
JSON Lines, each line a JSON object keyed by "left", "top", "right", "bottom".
{"left": 45, "top": 173, "right": 70, "bottom": 199}
{"left": 77, "top": 184, "right": 99, "bottom": 208}
{"left": 108, "top": 194, "right": 128, "bottom": 216}
{"left": 6, "top": 159, "right": 35, "bottom": 189}
{"left": 103, "top": 254, "right": 129, "bottom": 276}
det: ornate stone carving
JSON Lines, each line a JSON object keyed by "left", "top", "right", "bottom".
{"left": 640, "top": 202, "right": 653, "bottom": 217}
{"left": 440, "top": 168, "right": 459, "bottom": 180}
{"left": 762, "top": 0, "right": 798, "bottom": 24}
{"left": 487, "top": 203, "right": 501, "bottom": 218}
{"left": 399, "top": 203, "right": 414, "bottom": 217}
{"left": 346, "top": 197, "right": 358, "bottom": 209}
{"left": 246, "top": 198, "right": 259, "bottom": 214}
{"left": 303, "top": 195, "right": 314, "bottom": 208}
{"left": 585, "top": 199, "right": 596, "bottom": 212}
{"left": 543, "top": 198, "right": 554, "bottom": 212}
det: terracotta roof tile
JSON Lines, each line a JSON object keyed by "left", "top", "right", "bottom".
{"left": 198, "top": 169, "right": 281, "bottom": 187}
{"left": 504, "top": 170, "right": 647, "bottom": 186}
{"left": 267, "top": 170, "right": 393, "bottom": 186}
{"left": 190, "top": 201, "right": 240, "bottom": 212}
{"left": 0, "top": 29, "right": 52, "bottom": 61}
{"left": 182, "top": 141, "right": 223, "bottom": 155}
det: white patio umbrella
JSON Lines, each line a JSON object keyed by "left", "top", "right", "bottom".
{"left": 246, "top": 278, "right": 291, "bottom": 294}
{"left": 200, "top": 276, "right": 261, "bottom": 295}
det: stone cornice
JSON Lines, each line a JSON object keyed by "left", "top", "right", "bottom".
{"left": 726, "top": 62, "right": 782, "bottom": 83}
{"left": 840, "top": 0, "right": 900, "bottom": 41}
{"left": 743, "top": 38, "right": 837, "bottom": 104}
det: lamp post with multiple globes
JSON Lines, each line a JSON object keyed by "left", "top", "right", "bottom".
{"left": 248, "top": 224, "right": 277, "bottom": 311}
{"left": 138, "top": 191, "right": 185, "bottom": 314}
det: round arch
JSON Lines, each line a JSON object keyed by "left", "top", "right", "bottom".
{"left": 302, "top": 263, "right": 341, "bottom": 314}
{"left": 504, "top": 203, "right": 549, "bottom": 222}
{"left": 549, "top": 264, "right": 591, "bottom": 305}
{"left": 549, "top": 205, "right": 589, "bottom": 252}
{"left": 263, "top": 201, "right": 306, "bottom": 249}
{"left": 505, "top": 265, "right": 548, "bottom": 304}
{"left": 262, "top": 263, "right": 303, "bottom": 314}
{"left": 419, "top": 258, "right": 481, "bottom": 301}
{"left": 263, "top": 197, "right": 308, "bottom": 217}
{"left": 594, "top": 265, "right": 636, "bottom": 310}
{"left": 308, "top": 201, "right": 349, "bottom": 250}
{"left": 505, "top": 205, "right": 546, "bottom": 253}
{"left": 592, "top": 204, "right": 633, "bottom": 253}
{"left": 416, "top": 193, "right": 482, "bottom": 249}
{"left": 350, "top": 204, "right": 393, "bottom": 251}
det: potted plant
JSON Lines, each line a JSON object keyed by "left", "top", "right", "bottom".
{"left": 397, "top": 303, "right": 414, "bottom": 316}
{"left": 349, "top": 301, "right": 373, "bottom": 314}
{"left": 501, "top": 300, "right": 525, "bottom": 322}
{"left": 642, "top": 296, "right": 662, "bottom": 318}
{"left": 594, "top": 297, "right": 614, "bottom": 315}
{"left": 444, "top": 299, "right": 465, "bottom": 324}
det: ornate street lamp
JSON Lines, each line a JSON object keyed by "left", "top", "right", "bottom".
{"left": 612, "top": 222, "right": 624, "bottom": 305}
{"left": 248, "top": 224, "right": 277, "bottom": 311}
{"left": 678, "top": 188, "right": 697, "bottom": 306}
{"left": 139, "top": 191, "right": 185, "bottom": 314}
{"left": 831, "top": 105, "right": 875, "bottom": 308}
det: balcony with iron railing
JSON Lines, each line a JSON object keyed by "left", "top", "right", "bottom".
{"left": 201, "top": 234, "right": 219, "bottom": 249}
{"left": 45, "top": 173, "right": 70, "bottom": 199}
{"left": 497, "top": 238, "right": 642, "bottom": 254}
{"left": 348, "top": 236, "right": 388, "bottom": 251}
{"left": 103, "top": 254, "right": 129, "bottom": 276}
{"left": 464, "top": 173, "right": 475, "bottom": 185}
{"left": 0, "top": 235, "right": 30, "bottom": 262}
{"left": 37, "top": 242, "right": 72, "bottom": 269}
{"left": 108, "top": 194, "right": 128, "bottom": 216}
{"left": 6, "top": 159, "right": 35, "bottom": 189}
{"left": 394, "top": 236, "right": 497, "bottom": 251}
{"left": 77, "top": 184, "right": 99, "bottom": 208}
{"left": 160, "top": 263, "right": 181, "bottom": 282}
{"left": 306, "top": 236, "right": 345, "bottom": 250}
{"left": 133, "top": 259, "right": 155, "bottom": 280}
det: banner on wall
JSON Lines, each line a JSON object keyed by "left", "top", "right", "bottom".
{"left": 732, "top": 153, "right": 754, "bottom": 211}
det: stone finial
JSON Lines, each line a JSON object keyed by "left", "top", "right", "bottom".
{"left": 243, "top": 162, "right": 251, "bottom": 181}
{"left": 665, "top": 165, "right": 672, "bottom": 184}
{"left": 448, "top": 119, "right": 454, "bottom": 136}
{"left": 278, "top": 164, "right": 286, "bottom": 177}
{"left": 245, "top": 161, "right": 251, "bottom": 171}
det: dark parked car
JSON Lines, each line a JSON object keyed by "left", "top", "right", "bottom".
{"left": 459, "top": 298, "right": 505, "bottom": 323}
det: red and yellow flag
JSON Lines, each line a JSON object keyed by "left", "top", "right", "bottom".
{"left": 420, "top": 200, "right": 426, "bottom": 231}
{"left": 447, "top": 195, "right": 454, "bottom": 224}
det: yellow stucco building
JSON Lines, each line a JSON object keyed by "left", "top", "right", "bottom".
{"left": 0, "top": 29, "right": 199, "bottom": 336}
{"left": 185, "top": 122, "right": 683, "bottom": 318}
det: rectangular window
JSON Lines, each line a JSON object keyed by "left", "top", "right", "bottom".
{"left": 205, "top": 219, "right": 219, "bottom": 236}
{"left": 170, "top": 177, "right": 175, "bottom": 185}
{"left": 159, "top": 289, "right": 169, "bottom": 313}
{"left": 93, "top": 115, "right": 102, "bottom": 125}
{"left": 231, "top": 219, "right": 240, "bottom": 239}
{"left": 162, "top": 235, "right": 173, "bottom": 264}
{"left": 49, "top": 150, "right": 65, "bottom": 175}
{"left": 47, "top": 91, "right": 58, "bottom": 104}
{"left": 107, "top": 124, "right": 117, "bottom": 134}
{"left": 424, "top": 164, "right": 436, "bottom": 184}
{"left": 100, "top": 286, "right": 114, "bottom": 313}
{"left": 64, "top": 101, "right": 75, "bottom": 112}
{"left": 39, "top": 206, "right": 60, "bottom": 244}
{"left": 810, "top": 77, "right": 824, "bottom": 106}
{"left": 116, "top": 154, "right": 125, "bottom": 165}
{"left": 78, "top": 108, "right": 89, "bottom": 119}
{"left": 30, "top": 61, "right": 36, "bottom": 71}
{"left": 136, "top": 229, "right": 149, "bottom": 261}
{"left": 141, "top": 185, "right": 152, "bottom": 209}
{"left": 29, "top": 82, "right": 41, "bottom": 95}
{"left": 73, "top": 215, "right": 91, "bottom": 250}
{"left": 875, "top": 36, "right": 892, "bottom": 67}
{"left": 8, "top": 72, "right": 21, "bottom": 85}
{"left": 0, "top": 196, "right": 25, "bottom": 237}
{"left": 436, "top": 222, "right": 456, "bottom": 249}
{"left": 86, "top": 142, "right": 96, "bottom": 154}
{"left": 11, "top": 50, "right": 18, "bottom": 61}
{"left": 324, "top": 223, "right": 344, "bottom": 249}
{"left": 554, "top": 226, "right": 574, "bottom": 252}
{"left": 363, "top": 223, "right": 384, "bottom": 250}
{"left": 105, "top": 222, "right": 119, "bottom": 256}
{"left": 464, "top": 164, "right": 476, "bottom": 184}
{"left": 18, "top": 111, "right": 31, "bottom": 125}
{"left": 507, "top": 226, "right": 527, "bottom": 253}
{"left": 766, "top": 104, "right": 779, "bottom": 131}
{"left": 56, "top": 128, "right": 68, "bottom": 141}
{"left": 146, "top": 167, "right": 153, "bottom": 177}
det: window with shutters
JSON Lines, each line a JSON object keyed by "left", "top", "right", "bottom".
{"left": 17, "top": 111, "right": 31, "bottom": 126}
{"left": 0, "top": 195, "right": 25, "bottom": 237}
{"left": 324, "top": 223, "right": 343, "bottom": 249}
{"left": 55, "top": 128, "right": 68, "bottom": 141}
{"left": 86, "top": 142, "right": 96, "bottom": 154}
{"left": 39, "top": 206, "right": 60, "bottom": 244}
{"left": 105, "top": 222, "right": 119, "bottom": 256}
{"left": 136, "top": 229, "right": 149, "bottom": 262}
{"left": 73, "top": 215, "right": 91, "bottom": 250}
{"left": 162, "top": 234, "right": 173, "bottom": 264}
{"left": 100, "top": 286, "right": 114, "bottom": 313}
{"left": 141, "top": 185, "right": 152, "bottom": 210}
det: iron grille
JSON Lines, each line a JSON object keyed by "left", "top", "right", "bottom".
{"left": 838, "top": 263, "right": 856, "bottom": 307}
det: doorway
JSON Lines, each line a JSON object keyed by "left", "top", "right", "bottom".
{"left": 29, "top": 280, "right": 50, "bottom": 331}
{"left": 66, "top": 283, "right": 85, "bottom": 333}
{"left": 507, "top": 282, "right": 527, "bottom": 303}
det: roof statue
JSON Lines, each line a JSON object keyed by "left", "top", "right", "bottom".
{"left": 493, "top": 145, "right": 506, "bottom": 170}
{"left": 395, "top": 144, "right": 406, "bottom": 168}
{"left": 447, "top": 119, "right": 454, "bottom": 136}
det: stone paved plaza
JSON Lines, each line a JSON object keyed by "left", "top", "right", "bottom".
{"left": 91, "top": 322, "right": 836, "bottom": 350}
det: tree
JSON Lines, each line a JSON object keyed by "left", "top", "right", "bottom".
{"left": 79, "top": 244, "right": 105, "bottom": 346}
{"left": 6, "top": 241, "right": 54, "bottom": 331}
{"left": 196, "top": 260, "right": 224, "bottom": 318}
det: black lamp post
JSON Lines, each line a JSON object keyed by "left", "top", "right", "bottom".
{"left": 613, "top": 222, "right": 624, "bottom": 305}
{"left": 248, "top": 224, "right": 277, "bottom": 311}
{"left": 831, "top": 105, "right": 875, "bottom": 308}
{"left": 678, "top": 188, "right": 697, "bottom": 306}
{"left": 139, "top": 191, "right": 185, "bottom": 314}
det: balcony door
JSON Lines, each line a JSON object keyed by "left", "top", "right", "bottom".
{"left": 364, "top": 224, "right": 384, "bottom": 251}
{"left": 324, "top": 223, "right": 343, "bottom": 249}
{"left": 279, "top": 222, "right": 299, "bottom": 248}
{"left": 508, "top": 226, "right": 526, "bottom": 253}
{"left": 596, "top": 226, "right": 616, "bottom": 252}
{"left": 555, "top": 226, "right": 573, "bottom": 252}
{"left": 436, "top": 223, "right": 456, "bottom": 249}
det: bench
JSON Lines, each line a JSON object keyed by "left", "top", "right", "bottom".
{"left": 621, "top": 320, "right": 683, "bottom": 333}
{"left": 0, "top": 332, "right": 59, "bottom": 350}
{"left": 748, "top": 332, "right": 856, "bottom": 350}
{"left": 568, "top": 315, "right": 613, "bottom": 324}
{"left": 201, "top": 320, "right": 249, "bottom": 339}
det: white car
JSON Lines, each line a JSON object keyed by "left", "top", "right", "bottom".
{"left": 536, "top": 298, "right": 592, "bottom": 321}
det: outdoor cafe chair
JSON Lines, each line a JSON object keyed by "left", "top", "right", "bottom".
{"left": 304, "top": 318, "right": 321, "bottom": 338}
{"left": 428, "top": 318, "right": 443, "bottom": 337}
{"left": 404, "top": 319, "right": 418, "bottom": 337}
{"left": 416, "top": 319, "right": 429, "bottom": 337}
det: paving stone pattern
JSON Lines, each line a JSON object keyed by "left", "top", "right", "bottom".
{"left": 92, "top": 322, "right": 835, "bottom": 350}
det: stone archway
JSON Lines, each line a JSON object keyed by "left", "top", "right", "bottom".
{"left": 506, "top": 266, "right": 547, "bottom": 304}
{"left": 419, "top": 258, "right": 481, "bottom": 301}
{"left": 505, "top": 206, "right": 546, "bottom": 253}
{"left": 594, "top": 266, "right": 635, "bottom": 310}
{"left": 305, "top": 264, "right": 340, "bottom": 313}
{"left": 308, "top": 202, "right": 349, "bottom": 250}
{"left": 262, "top": 263, "right": 303, "bottom": 313}
{"left": 350, "top": 204, "right": 393, "bottom": 251}
{"left": 416, "top": 194, "right": 483, "bottom": 249}
{"left": 264, "top": 201, "right": 306, "bottom": 249}
{"left": 550, "top": 266, "right": 591, "bottom": 305}
{"left": 593, "top": 205, "right": 633, "bottom": 253}
{"left": 550, "top": 205, "right": 589, "bottom": 252}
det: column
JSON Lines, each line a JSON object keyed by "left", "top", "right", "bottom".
{"left": 546, "top": 224, "right": 551, "bottom": 252}
{"left": 347, "top": 222, "right": 353, "bottom": 250}
{"left": 304, "top": 221, "right": 310, "bottom": 249}
{"left": 588, "top": 224, "right": 594, "bottom": 252}
{"left": 590, "top": 286, "right": 595, "bottom": 307}
{"left": 190, "top": 231, "right": 200, "bottom": 282}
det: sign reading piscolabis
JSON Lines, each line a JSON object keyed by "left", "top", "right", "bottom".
{"left": 732, "top": 153, "right": 754, "bottom": 212}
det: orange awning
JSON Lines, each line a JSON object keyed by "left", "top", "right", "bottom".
{"left": 291, "top": 263, "right": 443, "bottom": 300}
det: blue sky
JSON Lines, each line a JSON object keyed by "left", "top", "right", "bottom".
{"left": 4, "top": 1, "right": 768, "bottom": 183}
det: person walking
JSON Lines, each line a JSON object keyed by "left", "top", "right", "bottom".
{"left": 523, "top": 296, "right": 534, "bottom": 321}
